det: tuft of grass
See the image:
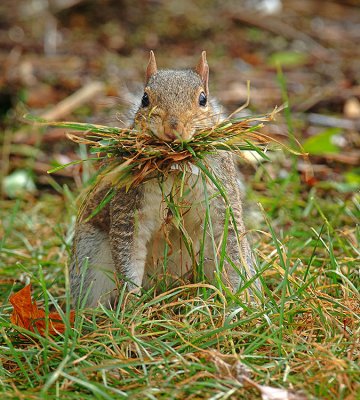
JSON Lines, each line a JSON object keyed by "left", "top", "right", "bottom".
{"left": 25, "top": 106, "right": 293, "bottom": 190}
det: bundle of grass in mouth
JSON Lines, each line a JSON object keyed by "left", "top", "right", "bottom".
{"left": 27, "top": 106, "right": 284, "bottom": 189}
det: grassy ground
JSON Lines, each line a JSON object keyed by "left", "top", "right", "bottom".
{"left": 1, "top": 1, "right": 359, "bottom": 398}
{"left": 1, "top": 150, "right": 359, "bottom": 399}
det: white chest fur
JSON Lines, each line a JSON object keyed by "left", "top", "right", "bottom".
{"left": 139, "top": 167, "right": 208, "bottom": 287}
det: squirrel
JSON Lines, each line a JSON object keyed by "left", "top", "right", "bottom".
{"left": 70, "top": 51, "right": 258, "bottom": 307}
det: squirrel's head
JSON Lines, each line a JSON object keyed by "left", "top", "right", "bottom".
{"left": 134, "top": 51, "right": 218, "bottom": 142}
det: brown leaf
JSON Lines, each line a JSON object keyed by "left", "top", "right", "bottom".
{"left": 10, "top": 284, "right": 75, "bottom": 336}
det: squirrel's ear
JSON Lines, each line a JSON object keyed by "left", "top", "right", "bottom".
{"left": 146, "top": 50, "right": 158, "bottom": 83}
{"left": 195, "top": 51, "right": 209, "bottom": 94}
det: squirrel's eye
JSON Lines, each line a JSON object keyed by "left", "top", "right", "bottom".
{"left": 199, "top": 92, "right": 207, "bottom": 107}
{"left": 141, "top": 93, "right": 150, "bottom": 107}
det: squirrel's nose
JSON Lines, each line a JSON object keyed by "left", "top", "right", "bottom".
{"left": 163, "top": 116, "right": 184, "bottom": 141}
{"left": 169, "top": 117, "right": 178, "bottom": 130}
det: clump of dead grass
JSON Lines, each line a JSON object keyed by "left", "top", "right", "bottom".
{"left": 25, "top": 106, "right": 292, "bottom": 188}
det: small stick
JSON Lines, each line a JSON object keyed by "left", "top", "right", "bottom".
{"left": 306, "top": 113, "right": 360, "bottom": 131}
{"left": 40, "top": 81, "right": 105, "bottom": 121}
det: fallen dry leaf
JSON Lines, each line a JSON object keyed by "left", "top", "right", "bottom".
{"left": 10, "top": 284, "right": 74, "bottom": 336}
{"left": 242, "top": 376, "right": 308, "bottom": 400}
{"left": 207, "top": 350, "right": 307, "bottom": 400}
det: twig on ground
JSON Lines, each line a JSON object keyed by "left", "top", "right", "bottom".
{"left": 306, "top": 113, "right": 360, "bottom": 131}
{"left": 40, "top": 81, "right": 105, "bottom": 121}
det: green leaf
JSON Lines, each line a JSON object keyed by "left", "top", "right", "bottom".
{"left": 344, "top": 168, "right": 360, "bottom": 186}
{"left": 302, "top": 128, "right": 341, "bottom": 155}
{"left": 267, "top": 51, "right": 308, "bottom": 68}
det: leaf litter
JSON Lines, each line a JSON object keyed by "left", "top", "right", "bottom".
{"left": 10, "top": 284, "right": 74, "bottom": 337}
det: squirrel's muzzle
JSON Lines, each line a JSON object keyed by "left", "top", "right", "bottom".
{"left": 162, "top": 116, "right": 191, "bottom": 142}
